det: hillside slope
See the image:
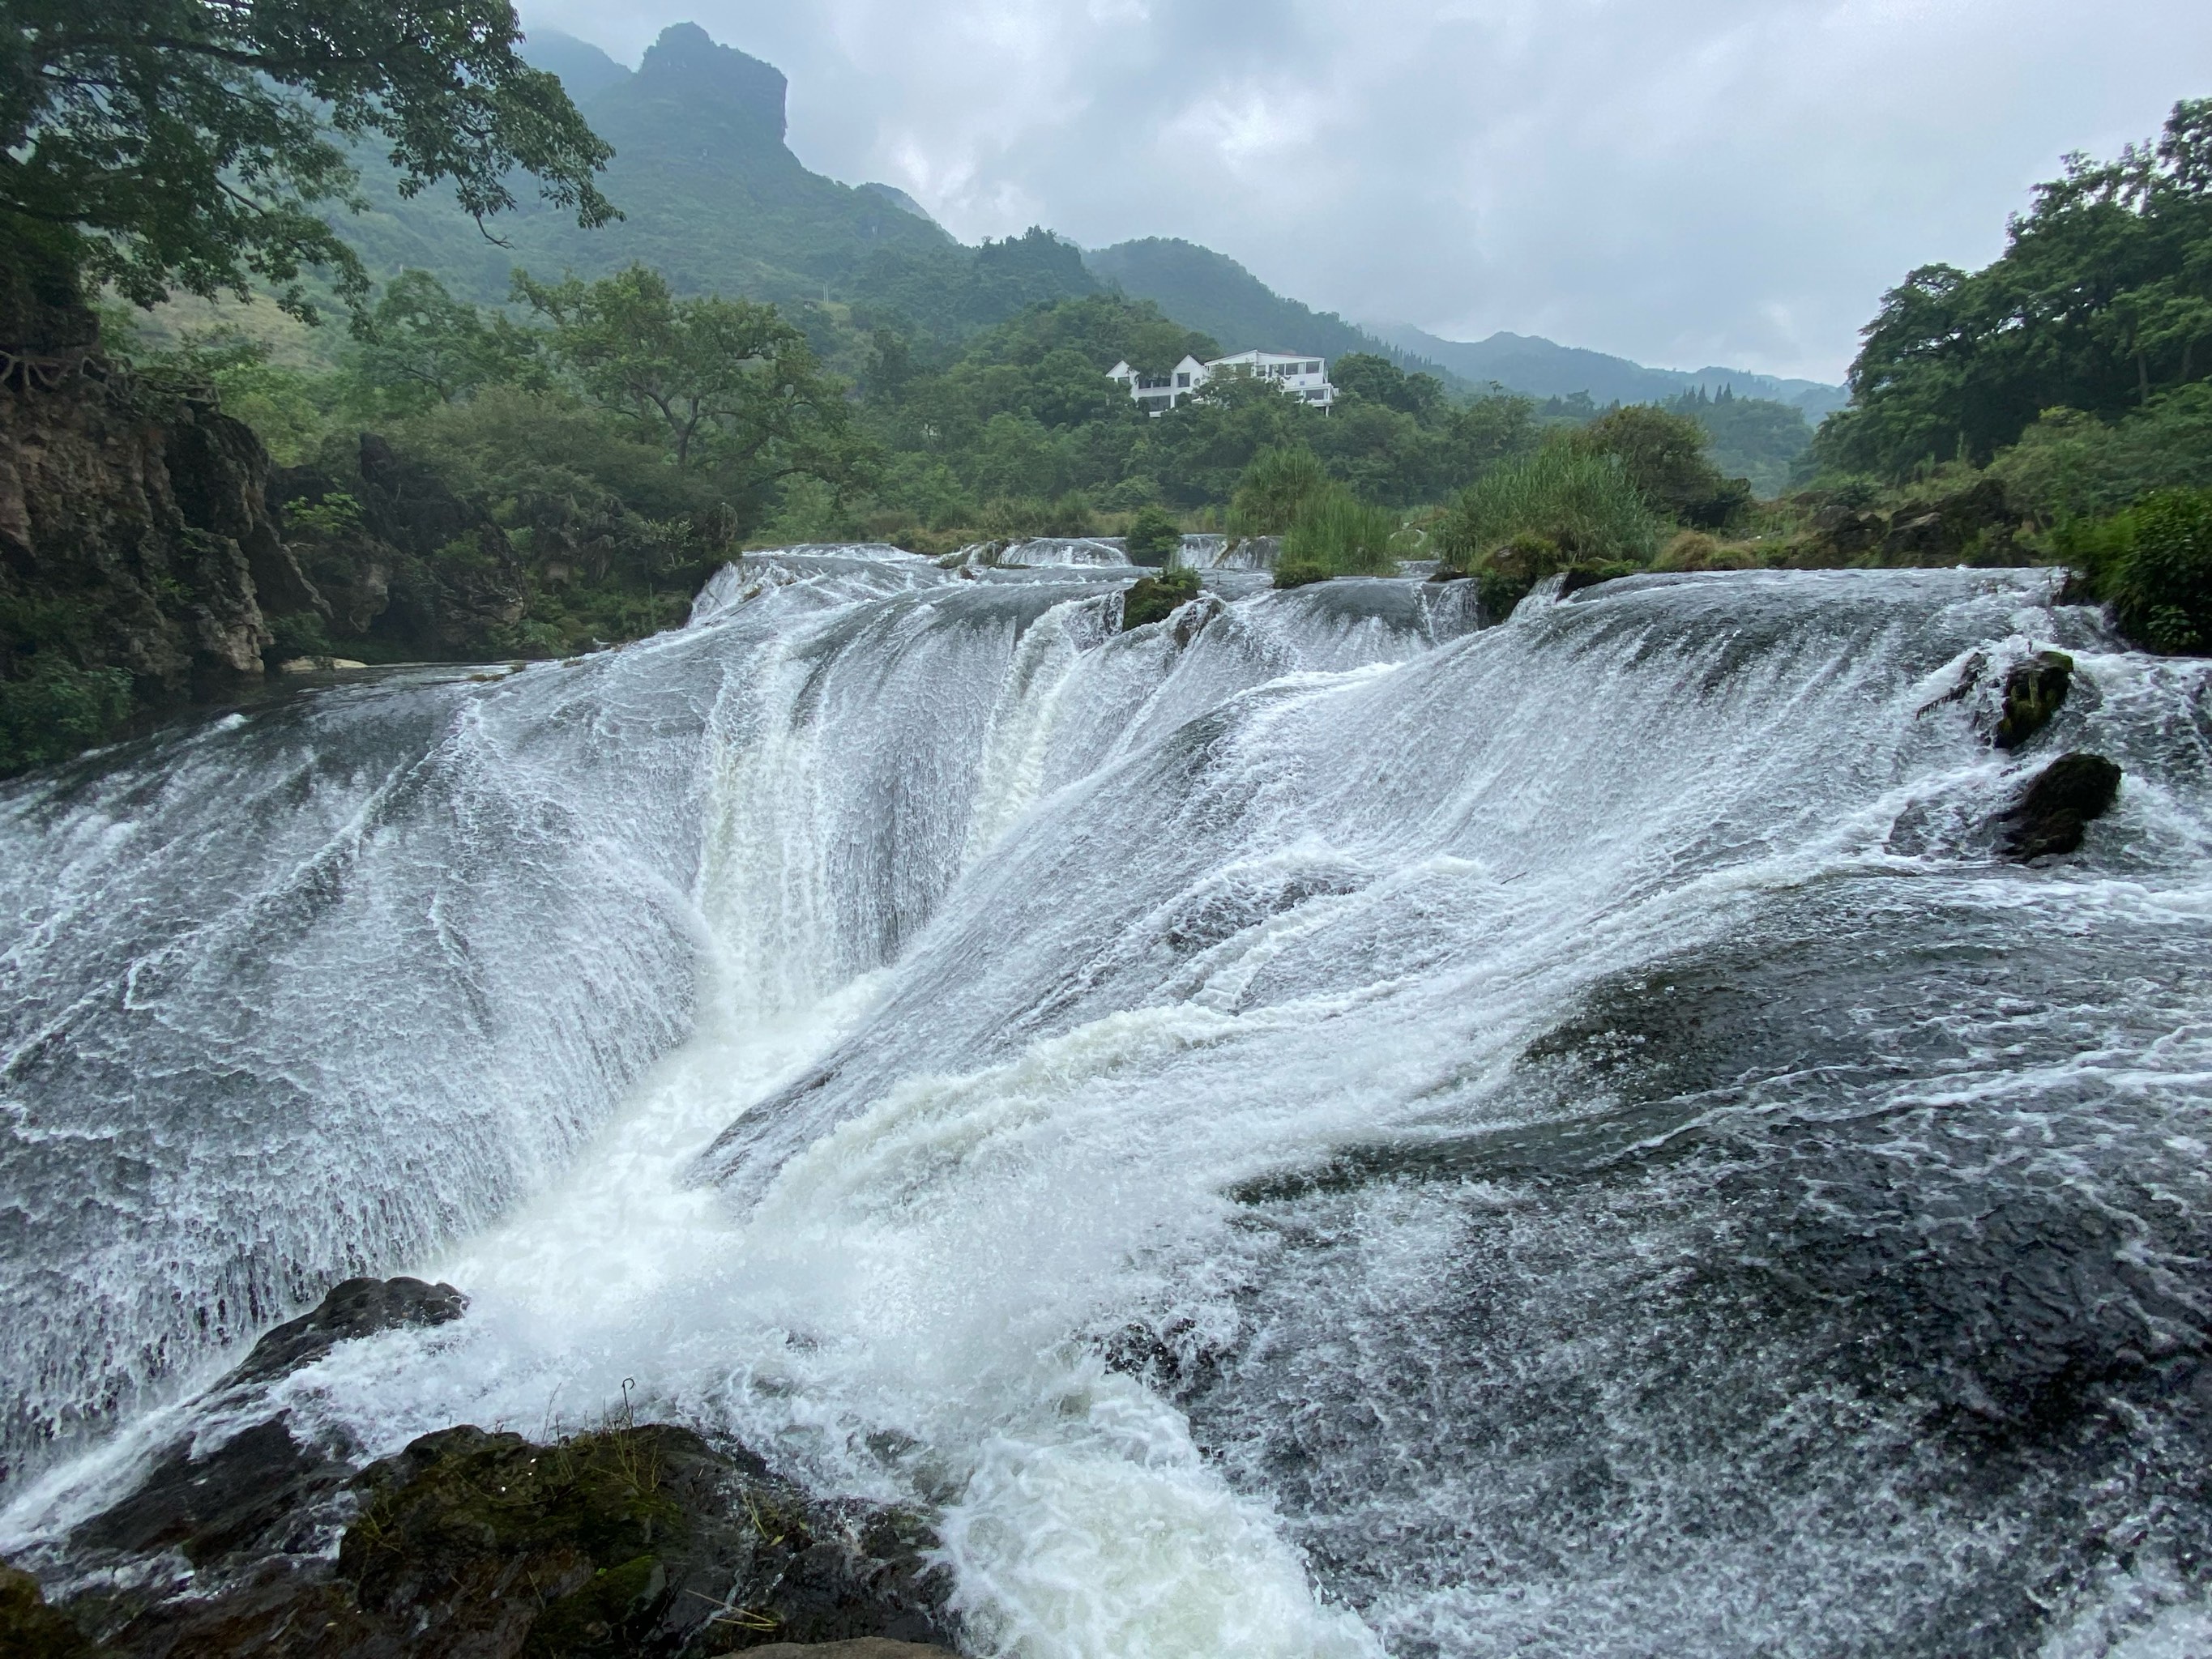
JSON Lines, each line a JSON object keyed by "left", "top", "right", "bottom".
{"left": 1085, "top": 238, "right": 1463, "bottom": 386}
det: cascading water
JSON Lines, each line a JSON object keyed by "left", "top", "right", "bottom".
{"left": 2, "top": 551, "right": 2209, "bottom": 1657}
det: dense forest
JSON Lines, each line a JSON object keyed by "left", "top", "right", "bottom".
{"left": 2, "top": 3, "right": 2208, "bottom": 779}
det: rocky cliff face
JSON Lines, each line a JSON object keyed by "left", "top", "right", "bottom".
{"left": 2, "top": 284, "right": 536, "bottom": 774}
{"left": 0, "top": 349, "right": 314, "bottom": 700}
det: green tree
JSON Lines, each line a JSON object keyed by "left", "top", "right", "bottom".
{"left": 352, "top": 271, "right": 541, "bottom": 412}
{"left": 1330, "top": 352, "right": 1446, "bottom": 421}
{"left": 1122, "top": 505, "right": 1181, "bottom": 565}
{"left": 1817, "top": 99, "right": 2212, "bottom": 479}
{"left": 1573, "top": 404, "right": 1750, "bottom": 527}
{"left": 514, "top": 266, "right": 862, "bottom": 493}
{"left": 2, "top": 0, "right": 615, "bottom": 317}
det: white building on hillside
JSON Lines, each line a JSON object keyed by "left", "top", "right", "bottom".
{"left": 1106, "top": 350, "right": 1334, "bottom": 415}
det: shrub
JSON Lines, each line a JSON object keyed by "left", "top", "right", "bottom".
{"left": 1, "top": 657, "right": 135, "bottom": 777}
{"left": 1436, "top": 444, "right": 1666, "bottom": 574}
{"left": 2115, "top": 489, "right": 2212, "bottom": 653}
{"left": 264, "top": 611, "right": 334, "bottom": 665}
{"left": 1123, "top": 505, "right": 1182, "bottom": 566}
{"left": 1274, "top": 490, "right": 1402, "bottom": 588}
{"left": 1653, "top": 530, "right": 1762, "bottom": 572}
{"left": 1122, "top": 566, "right": 1200, "bottom": 629}
{"left": 1572, "top": 405, "right": 1750, "bottom": 528}
{"left": 1231, "top": 446, "right": 1332, "bottom": 535}
{"left": 284, "top": 491, "right": 364, "bottom": 539}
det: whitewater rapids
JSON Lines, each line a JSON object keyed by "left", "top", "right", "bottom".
{"left": 2, "top": 545, "right": 2210, "bottom": 1657}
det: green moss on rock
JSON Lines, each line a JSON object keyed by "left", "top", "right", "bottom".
{"left": 1122, "top": 567, "right": 1198, "bottom": 629}
{"left": 1994, "top": 650, "right": 2073, "bottom": 749}
{"left": 1, "top": 1562, "right": 100, "bottom": 1659}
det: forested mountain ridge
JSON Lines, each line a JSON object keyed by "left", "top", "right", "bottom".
{"left": 1377, "top": 324, "right": 1847, "bottom": 419}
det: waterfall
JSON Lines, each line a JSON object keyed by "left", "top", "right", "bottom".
{"left": 3, "top": 552, "right": 2210, "bottom": 1657}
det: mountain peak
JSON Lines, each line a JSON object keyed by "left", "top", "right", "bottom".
{"left": 637, "top": 22, "right": 787, "bottom": 143}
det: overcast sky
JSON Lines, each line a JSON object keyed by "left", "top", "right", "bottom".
{"left": 517, "top": 0, "right": 2210, "bottom": 384}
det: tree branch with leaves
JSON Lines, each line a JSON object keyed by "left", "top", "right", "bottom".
{"left": 1, "top": 0, "right": 617, "bottom": 323}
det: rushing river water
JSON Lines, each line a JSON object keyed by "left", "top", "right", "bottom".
{"left": 3, "top": 546, "right": 2210, "bottom": 1657}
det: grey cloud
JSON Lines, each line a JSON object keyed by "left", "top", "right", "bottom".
{"left": 522, "top": 0, "right": 2212, "bottom": 382}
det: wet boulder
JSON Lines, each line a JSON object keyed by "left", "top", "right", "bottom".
{"left": 62, "top": 1423, "right": 957, "bottom": 1659}
{"left": 339, "top": 1423, "right": 954, "bottom": 1658}
{"left": 2001, "top": 753, "right": 2122, "bottom": 860}
{"left": 70, "top": 1417, "right": 352, "bottom": 1573}
{"left": 226, "top": 1276, "right": 468, "bottom": 1388}
{"left": 1992, "top": 650, "right": 2073, "bottom": 749}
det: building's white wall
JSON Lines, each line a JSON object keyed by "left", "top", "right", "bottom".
{"left": 1110, "top": 350, "right": 1335, "bottom": 413}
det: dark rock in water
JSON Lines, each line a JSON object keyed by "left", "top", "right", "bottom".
{"left": 227, "top": 1277, "right": 468, "bottom": 1388}
{"left": 2001, "top": 753, "right": 2122, "bottom": 860}
{"left": 71, "top": 1417, "right": 351, "bottom": 1572}
{"left": 1993, "top": 650, "right": 2073, "bottom": 749}
{"left": 1, "top": 1559, "right": 100, "bottom": 1659}
{"left": 60, "top": 1423, "right": 956, "bottom": 1659}
{"left": 1915, "top": 650, "right": 1987, "bottom": 717}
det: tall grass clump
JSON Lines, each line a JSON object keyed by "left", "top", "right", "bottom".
{"left": 1275, "top": 491, "right": 1405, "bottom": 588}
{"left": 1434, "top": 443, "right": 1666, "bottom": 612}
{"left": 1231, "top": 445, "right": 1332, "bottom": 535}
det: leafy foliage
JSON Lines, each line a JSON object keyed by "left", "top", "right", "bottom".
{"left": 1229, "top": 446, "right": 1333, "bottom": 535}
{"left": 1122, "top": 505, "right": 1182, "bottom": 566}
{"left": 2, "top": 0, "right": 613, "bottom": 317}
{"left": 1815, "top": 99, "right": 2212, "bottom": 479}
{"left": 352, "top": 271, "right": 544, "bottom": 412}
{"left": 2057, "top": 488, "right": 2212, "bottom": 653}
{"left": 1121, "top": 566, "right": 1199, "bottom": 629}
{"left": 1668, "top": 387, "right": 1813, "bottom": 497}
{"left": 1571, "top": 405, "right": 1752, "bottom": 529}
{"left": 513, "top": 266, "right": 865, "bottom": 497}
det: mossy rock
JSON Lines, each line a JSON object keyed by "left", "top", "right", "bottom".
{"left": 59, "top": 1420, "right": 957, "bottom": 1659}
{"left": 1, "top": 1562, "right": 101, "bottom": 1659}
{"left": 1271, "top": 556, "right": 1332, "bottom": 591}
{"left": 1993, "top": 650, "right": 2072, "bottom": 749}
{"left": 1122, "top": 567, "right": 1198, "bottom": 628}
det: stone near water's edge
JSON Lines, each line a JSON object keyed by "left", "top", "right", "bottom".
{"left": 225, "top": 1277, "right": 469, "bottom": 1388}
{"left": 2001, "top": 752, "right": 2123, "bottom": 860}
{"left": 1, "top": 1560, "right": 101, "bottom": 1659}
{"left": 1993, "top": 650, "right": 2073, "bottom": 749}
{"left": 53, "top": 1421, "right": 955, "bottom": 1659}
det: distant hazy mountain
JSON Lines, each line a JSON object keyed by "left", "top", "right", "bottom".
{"left": 341, "top": 23, "right": 1092, "bottom": 336}
{"left": 1377, "top": 324, "right": 1847, "bottom": 420}
{"left": 1085, "top": 238, "right": 1464, "bottom": 387}
{"left": 518, "top": 28, "right": 631, "bottom": 102}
